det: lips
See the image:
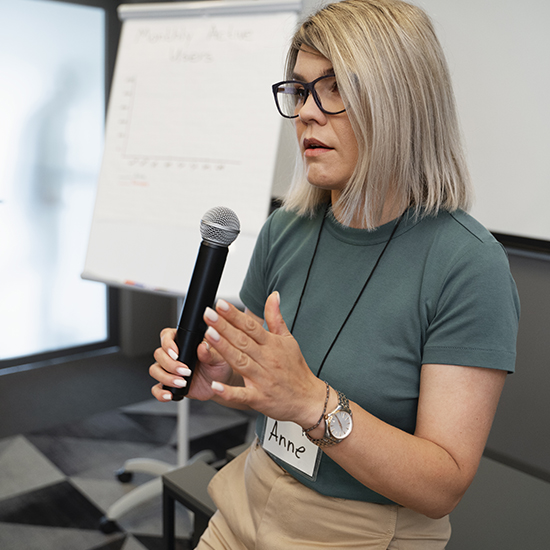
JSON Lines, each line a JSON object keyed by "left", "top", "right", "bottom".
{"left": 303, "top": 138, "right": 333, "bottom": 158}
{"left": 304, "top": 138, "right": 331, "bottom": 150}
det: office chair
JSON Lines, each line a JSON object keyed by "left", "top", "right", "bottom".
{"left": 99, "top": 399, "right": 215, "bottom": 533}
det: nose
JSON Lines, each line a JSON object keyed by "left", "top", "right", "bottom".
{"left": 297, "top": 91, "right": 327, "bottom": 124}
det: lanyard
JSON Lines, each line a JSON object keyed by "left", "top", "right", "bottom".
{"left": 290, "top": 205, "right": 402, "bottom": 377}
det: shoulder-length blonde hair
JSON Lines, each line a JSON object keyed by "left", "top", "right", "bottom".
{"left": 282, "top": 0, "right": 473, "bottom": 228}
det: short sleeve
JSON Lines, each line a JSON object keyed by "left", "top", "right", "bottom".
{"left": 238, "top": 213, "right": 274, "bottom": 318}
{"left": 422, "top": 241, "right": 520, "bottom": 372}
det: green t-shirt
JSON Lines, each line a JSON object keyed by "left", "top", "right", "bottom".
{"left": 239, "top": 206, "right": 520, "bottom": 504}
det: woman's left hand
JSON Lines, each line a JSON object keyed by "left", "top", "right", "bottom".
{"left": 203, "top": 292, "right": 327, "bottom": 429}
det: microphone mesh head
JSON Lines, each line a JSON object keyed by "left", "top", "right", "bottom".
{"left": 200, "top": 206, "right": 240, "bottom": 246}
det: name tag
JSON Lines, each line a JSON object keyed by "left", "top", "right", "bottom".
{"left": 261, "top": 417, "right": 321, "bottom": 479}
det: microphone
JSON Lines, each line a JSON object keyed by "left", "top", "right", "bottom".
{"left": 164, "top": 206, "right": 240, "bottom": 401}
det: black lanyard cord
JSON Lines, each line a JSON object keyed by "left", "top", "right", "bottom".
{"left": 289, "top": 204, "right": 403, "bottom": 378}
{"left": 289, "top": 205, "right": 329, "bottom": 335}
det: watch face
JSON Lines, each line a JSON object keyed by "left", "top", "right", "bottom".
{"left": 328, "top": 410, "right": 353, "bottom": 439}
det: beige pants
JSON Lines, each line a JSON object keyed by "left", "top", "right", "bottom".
{"left": 196, "top": 441, "right": 451, "bottom": 550}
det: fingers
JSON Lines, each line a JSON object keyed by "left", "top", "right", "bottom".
{"left": 153, "top": 342, "right": 192, "bottom": 377}
{"left": 151, "top": 382, "right": 175, "bottom": 402}
{"left": 203, "top": 293, "right": 318, "bottom": 422}
{"left": 196, "top": 338, "right": 225, "bottom": 367}
{"left": 203, "top": 302, "right": 265, "bottom": 374}
{"left": 210, "top": 379, "right": 250, "bottom": 406}
{"left": 213, "top": 299, "right": 267, "bottom": 345}
{"left": 151, "top": 327, "right": 193, "bottom": 396}
{"left": 202, "top": 293, "right": 288, "bottom": 398}
{"left": 202, "top": 292, "right": 290, "bottom": 372}
{"left": 152, "top": 293, "right": 291, "bottom": 408}
{"left": 203, "top": 320, "right": 253, "bottom": 375}
{"left": 156, "top": 327, "right": 191, "bottom": 375}
{"left": 149, "top": 359, "right": 190, "bottom": 391}
{"left": 204, "top": 296, "right": 271, "bottom": 352}
{"left": 263, "top": 291, "right": 291, "bottom": 337}
{"left": 160, "top": 327, "right": 179, "bottom": 361}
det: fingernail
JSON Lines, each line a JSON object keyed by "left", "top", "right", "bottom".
{"left": 204, "top": 307, "right": 219, "bottom": 322}
{"left": 177, "top": 366, "right": 192, "bottom": 376}
{"left": 162, "top": 393, "right": 172, "bottom": 401}
{"left": 217, "top": 299, "right": 230, "bottom": 311}
{"left": 206, "top": 326, "right": 221, "bottom": 342}
{"left": 211, "top": 381, "right": 224, "bottom": 392}
{"left": 168, "top": 349, "right": 178, "bottom": 361}
{"left": 173, "top": 378, "right": 187, "bottom": 387}
{"left": 274, "top": 291, "right": 280, "bottom": 305}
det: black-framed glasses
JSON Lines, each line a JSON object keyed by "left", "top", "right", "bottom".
{"left": 271, "top": 74, "right": 346, "bottom": 119}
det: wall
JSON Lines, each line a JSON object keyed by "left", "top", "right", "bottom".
{"left": 448, "top": 251, "right": 550, "bottom": 547}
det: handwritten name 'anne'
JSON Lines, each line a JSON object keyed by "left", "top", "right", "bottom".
{"left": 268, "top": 420, "right": 306, "bottom": 460}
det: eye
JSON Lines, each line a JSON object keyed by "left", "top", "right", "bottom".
{"left": 292, "top": 84, "right": 306, "bottom": 100}
{"left": 277, "top": 83, "right": 301, "bottom": 94}
{"left": 284, "top": 83, "right": 306, "bottom": 105}
{"left": 325, "top": 76, "right": 340, "bottom": 95}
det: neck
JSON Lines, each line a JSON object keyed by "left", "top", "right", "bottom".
{"left": 330, "top": 190, "right": 404, "bottom": 229}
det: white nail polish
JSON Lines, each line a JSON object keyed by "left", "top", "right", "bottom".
{"left": 206, "top": 326, "right": 221, "bottom": 341}
{"left": 173, "top": 378, "right": 187, "bottom": 387}
{"left": 177, "top": 367, "right": 192, "bottom": 376}
{"left": 162, "top": 393, "right": 172, "bottom": 401}
{"left": 204, "top": 307, "right": 219, "bottom": 322}
{"left": 211, "top": 381, "right": 224, "bottom": 392}
{"left": 217, "top": 299, "right": 230, "bottom": 311}
{"left": 168, "top": 349, "right": 178, "bottom": 361}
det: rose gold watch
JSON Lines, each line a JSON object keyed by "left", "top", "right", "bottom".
{"left": 305, "top": 390, "right": 353, "bottom": 447}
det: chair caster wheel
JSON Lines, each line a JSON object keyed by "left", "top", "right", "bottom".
{"left": 115, "top": 468, "right": 133, "bottom": 483}
{"left": 99, "top": 516, "right": 119, "bottom": 534}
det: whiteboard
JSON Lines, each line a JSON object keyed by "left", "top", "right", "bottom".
{"left": 416, "top": 0, "right": 550, "bottom": 243}
{"left": 83, "top": 0, "right": 300, "bottom": 300}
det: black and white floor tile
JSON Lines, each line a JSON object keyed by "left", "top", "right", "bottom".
{"left": 0, "top": 399, "right": 254, "bottom": 550}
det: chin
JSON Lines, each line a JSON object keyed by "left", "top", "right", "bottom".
{"left": 306, "top": 175, "right": 341, "bottom": 191}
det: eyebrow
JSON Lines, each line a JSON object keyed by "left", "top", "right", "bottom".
{"left": 291, "top": 67, "right": 335, "bottom": 81}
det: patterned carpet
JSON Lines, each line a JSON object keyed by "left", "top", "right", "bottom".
{"left": 0, "top": 399, "right": 253, "bottom": 550}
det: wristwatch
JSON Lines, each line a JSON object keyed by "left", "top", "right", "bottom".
{"left": 305, "top": 390, "right": 353, "bottom": 447}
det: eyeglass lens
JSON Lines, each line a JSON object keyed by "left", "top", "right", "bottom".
{"left": 275, "top": 75, "right": 345, "bottom": 118}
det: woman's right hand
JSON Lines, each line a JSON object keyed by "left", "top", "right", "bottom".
{"left": 150, "top": 327, "right": 236, "bottom": 402}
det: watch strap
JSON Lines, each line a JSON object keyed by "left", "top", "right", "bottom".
{"left": 305, "top": 390, "right": 352, "bottom": 448}
{"left": 303, "top": 381, "right": 330, "bottom": 435}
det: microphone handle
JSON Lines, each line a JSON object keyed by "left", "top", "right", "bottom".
{"left": 164, "top": 241, "right": 229, "bottom": 401}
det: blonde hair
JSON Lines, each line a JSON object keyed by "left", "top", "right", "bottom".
{"left": 282, "top": 0, "right": 473, "bottom": 228}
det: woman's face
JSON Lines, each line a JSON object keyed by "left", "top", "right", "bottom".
{"left": 293, "top": 46, "right": 359, "bottom": 200}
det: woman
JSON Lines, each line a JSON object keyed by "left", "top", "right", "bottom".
{"left": 150, "top": 1, "right": 520, "bottom": 548}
